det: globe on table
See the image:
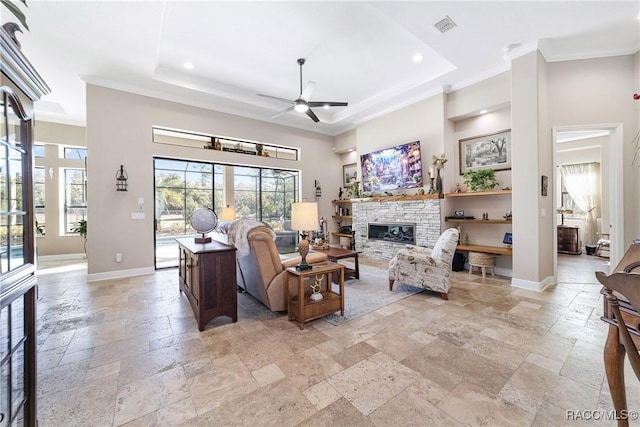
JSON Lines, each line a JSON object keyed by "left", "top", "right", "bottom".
{"left": 190, "top": 208, "right": 218, "bottom": 243}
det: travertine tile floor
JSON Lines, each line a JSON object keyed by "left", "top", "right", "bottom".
{"left": 35, "top": 254, "right": 639, "bottom": 426}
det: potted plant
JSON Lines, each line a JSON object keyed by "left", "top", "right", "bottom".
{"left": 71, "top": 219, "right": 87, "bottom": 258}
{"left": 463, "top": 169, "right": 499, "bottom": 192}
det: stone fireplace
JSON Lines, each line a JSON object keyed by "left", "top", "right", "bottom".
{"left": 368, "top": 222, "right": 416, "bottom": 245}
{"left": 352, "top": 195, "right": 441, "bottom": 261}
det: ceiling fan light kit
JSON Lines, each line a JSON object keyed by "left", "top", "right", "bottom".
{"left": 258, "top": 58, "right": 347, "bottom": 123}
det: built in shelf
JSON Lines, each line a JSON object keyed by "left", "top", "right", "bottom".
{"left": 445, "top": 219, "right": 512, "bottom": 224}
{"left": 445, "top": 189, "right": 512, "bottom": 198}
{"left": 456, "top": 244, "right": 512, "bottom": 256}
{"left": 332, "top": 215, "right": 352, "bottom": 219}
{"left": 331, "top": 232, "right": 353, "bottom": 238}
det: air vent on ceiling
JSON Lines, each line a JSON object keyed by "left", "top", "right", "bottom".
{"left": 434, "top": 15, "right": 457, "bottom": 34}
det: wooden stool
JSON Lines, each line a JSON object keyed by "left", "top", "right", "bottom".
{"left": 468, "top": 252, "right": 496, "bottom": 278}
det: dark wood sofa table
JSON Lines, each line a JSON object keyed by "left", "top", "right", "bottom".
{"left": 311, "top": 247, "right": 360, "bottom": 280}
{"left": 177, "top": 238, "right": 237, "bottom": 331}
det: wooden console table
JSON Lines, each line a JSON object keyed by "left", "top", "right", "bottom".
{"left": 286, "top": 262, "right": 344, "bottom": 330}
{"left": 558, "top": 225, "right": 581, "bottom": 254}
{"left": 177, "top": 238, "right": 237, "bottom": 331}
{"left": 597, "top": 243, "right": 640, "bottom": 426}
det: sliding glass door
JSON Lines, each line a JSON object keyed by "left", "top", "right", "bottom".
{"left": 153, "top": 158, "right": 299, "bottom": 268}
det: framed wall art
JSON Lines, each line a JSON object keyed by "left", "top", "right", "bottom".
{"left": 343, "top": 163, "right": 358, "bottom": 187}
{"left": 459, "top": 129, "right": 511, "bottom": 174}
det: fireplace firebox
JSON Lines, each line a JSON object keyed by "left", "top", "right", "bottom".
{"left": 368, "top": 222, "right": 416, "bottom": 245}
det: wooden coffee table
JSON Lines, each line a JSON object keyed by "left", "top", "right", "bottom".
{"left": 311, "top": 247, "right": 359, "bottom": 280}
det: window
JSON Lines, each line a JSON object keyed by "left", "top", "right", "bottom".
{"left": 34, "top": 167, "right": 45, "bottom": 235}
{"left": 64, "top": 147, "right": 87, "bottom": 160}
{"left": 64, "top": 169, "right": 87, "bottom": 233}
{"left": 234, "top": 166, "right": 260, "bottom": 220}
{"left": 153, "top": 158, "right": 299, "bottom": 268}
{"left": 34, "top": 144, "right": 45, "bottom": 158}
{"left": 152, "top": 127, "right": 299, "bottom": 160}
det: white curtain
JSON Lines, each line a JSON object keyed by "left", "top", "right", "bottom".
{"left": 559, "top": 162, "right": 601, "bottom": 245}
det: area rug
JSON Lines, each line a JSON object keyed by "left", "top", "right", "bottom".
{"left": 323, "top": 262, "right": 423, "bottom": 325}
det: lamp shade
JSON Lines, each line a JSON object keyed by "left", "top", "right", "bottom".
{"left": 291, "top": 202, "right": 318, "bottom": 231}
{"left": 220, "top": 205, "right": 236, "bottom": 221}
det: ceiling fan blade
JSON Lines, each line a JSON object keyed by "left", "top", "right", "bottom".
{"left": 300, "top": 81, "right": 316, "bottom": 102}
{"left": 258, "top": 93, "right": 294, "bottom": 104}
{"left": 270, "top": 105, "right": 295, "bottom": 119}
{"left": 308, "top": 101, "right": 348, "bottom": 108}
{"left": 305, "top": 108, "right": 320, "bottom": 123}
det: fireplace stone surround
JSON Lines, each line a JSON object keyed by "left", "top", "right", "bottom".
{"left": 352, "top": 195, "right": 442, "bottom": 261}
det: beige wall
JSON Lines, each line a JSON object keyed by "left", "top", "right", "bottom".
{"left": 511, "top": 51, "right": 554, "bottom": 289}
{"left": 85, "top": 85, "right": 338, "bottom": 277}
{"left": 333, "top": 128, "right": 356, "bottom": 154}
{"left": 447, "top": 107, "right": 513, "bottom": 273}
{"left": 34, "top": 122, "right": 86, "bottom": 257}
{"left": 356, "top": 94, "right": 447, "bottom": 194}
{"left": 447, "top": 72, "right": 511, "bottom": 120}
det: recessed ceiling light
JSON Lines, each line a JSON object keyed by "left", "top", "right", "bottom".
{"left": 348, "top": 148, "right": 354, "bottom": 152}
{"left": 412, "top": 53, "right": 424, "bottom": 63}
{"left": 323, "top": 104, "right": 330, "bottom": 109}
{"left": 183, "top": 62, "right": 194, "bottom": 70}
{"left": 479, "top": 109, "right": 488, "bottom": 114}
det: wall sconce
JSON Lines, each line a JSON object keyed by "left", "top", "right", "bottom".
{"left": 116, "top": 165, "right": 128, "bottom": 191}
{"left": 315, "top": 180, "right": 322, "bottom": 197}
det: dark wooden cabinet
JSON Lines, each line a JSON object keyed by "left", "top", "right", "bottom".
{"left": 1, "top": 27, "right": 50, "bottom": 427}
{"left": 558, "top": 226, "right": 581, "bottom": 255}
{"left": 177, "top": 238, "right": 237, "bottom": 331}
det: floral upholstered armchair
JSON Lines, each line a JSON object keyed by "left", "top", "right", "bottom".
{"left": 388, "top": 228, "right": 459, "bottom": 300}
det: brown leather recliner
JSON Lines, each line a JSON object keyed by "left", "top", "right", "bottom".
{"left": 235, "top": 225, "right": 327, "bottom": 312}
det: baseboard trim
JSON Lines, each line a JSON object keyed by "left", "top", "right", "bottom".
{"left": 38, "top": 253, "right": 86, "bottom": 261}
{"left": 511, "top": 275, "right": 555, "bottom": 292}
{"left": 87, "top": 267, "right": 155, "bottom": 282}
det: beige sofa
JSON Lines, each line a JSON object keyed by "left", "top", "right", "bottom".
{"left": 212, "top": 220, "right": 327, "bottom": 312}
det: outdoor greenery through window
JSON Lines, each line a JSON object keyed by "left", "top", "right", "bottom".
{"left": 154, "top": 158, "right": 299, "bottom": 269}
{"left": 64, "top": 169, "right": 87, "bottom": 234}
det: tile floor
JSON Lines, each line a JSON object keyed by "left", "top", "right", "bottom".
{"left": 35, "top": 254, "right": 639, "bottom": 426}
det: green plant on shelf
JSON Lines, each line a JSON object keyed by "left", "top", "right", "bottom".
{"left": 463, "top": 169, "right": 499, "bottom": 192}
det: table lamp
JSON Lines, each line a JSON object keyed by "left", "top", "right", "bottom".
{"left": 291, "top": 201, "right": 318, "bottom": 272}
{"left": 219, "top": 205, "right": 236, "bottom": 221}
{"left": 557, "top": 207, "right": 573, "bottom": 226}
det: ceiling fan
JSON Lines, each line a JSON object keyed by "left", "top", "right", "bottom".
{"left": 259, "top": 58, "right": 348, "bottom": 123}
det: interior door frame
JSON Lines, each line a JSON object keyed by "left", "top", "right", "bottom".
{"left": 552, "top": 123, "right": 624, "bottom": 275}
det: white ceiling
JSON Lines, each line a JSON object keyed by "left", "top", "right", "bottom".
{"left": 11, "top": 1, "right": 640, "bottom": 136}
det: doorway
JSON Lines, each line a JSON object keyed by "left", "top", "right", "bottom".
{"left": 553, "top": 124, "right": 624, "bottom": 280}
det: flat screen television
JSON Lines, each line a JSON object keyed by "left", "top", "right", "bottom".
{"left": 360, "top": 141, "right": 423, "bottom": 192}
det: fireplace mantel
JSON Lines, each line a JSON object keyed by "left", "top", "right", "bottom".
{"left": 348, "top": 193, "right": 444, "bottom": 203}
